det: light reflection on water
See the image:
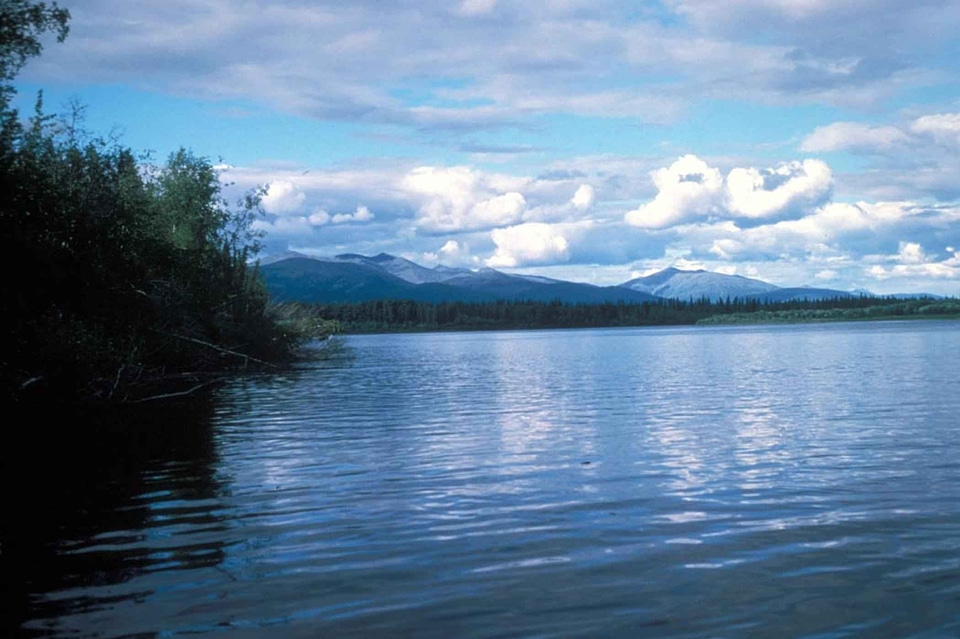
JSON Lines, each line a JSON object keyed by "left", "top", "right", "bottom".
{"left": 7, "top": 321, "right": 960, "bottom": 638}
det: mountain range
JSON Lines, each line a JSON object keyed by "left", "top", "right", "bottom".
{"left": 259, "top": 252, "right": 922, "bottom": 305}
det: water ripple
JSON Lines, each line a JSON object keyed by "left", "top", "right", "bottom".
{"left": 9, "top": 321, "right": 960, "bottom": 638}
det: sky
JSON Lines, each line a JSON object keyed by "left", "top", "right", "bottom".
{"left": 14, "top": 0, "right": 960, "bottom": 294}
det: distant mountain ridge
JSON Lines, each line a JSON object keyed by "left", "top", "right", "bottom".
{"left": 259, "top": 252, "right": 934, "bottom": 304}
{"left": 261, "top": 253, "right": 661, "bottom": 304}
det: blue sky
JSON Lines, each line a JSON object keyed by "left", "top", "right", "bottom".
{"left": 15, "top": 0, "right": 960, "bottom": 294}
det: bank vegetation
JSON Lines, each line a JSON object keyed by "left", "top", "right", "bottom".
{"left": 3, "top": 2, "right": 333, "bottom": 403}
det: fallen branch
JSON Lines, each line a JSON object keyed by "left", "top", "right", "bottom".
{"left": 19, "top": 376, "right": 44, "bottom": 390}
{"left": 151, "top": 330, "right": 277, "bottom": 368}
{"left": 132, "top": 381, "right": 214, "bottom": 403}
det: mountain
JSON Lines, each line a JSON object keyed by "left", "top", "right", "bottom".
{"left": 619, "top": 267, "right": 779, "bottom": 301}
{"left": 262, "top": 254, "right": 941, "bottom": 305}
{"left": 263, "top": 257, "right": 441, "bottom": 303}
{"left": 332, "top": 253, "right": 468, "bottom": 284}
{"left": 261, "top": 254, "right": 660, "bottom": 304}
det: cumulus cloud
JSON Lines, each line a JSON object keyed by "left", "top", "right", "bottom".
{"left": 252, "top": 215, "right": 312, "bottom": 237}
{"left": 896, "top": 241, "right": 926, "bottom": 264}
{"left": 624, "top": 155, "right": 724, "bottom": 228}
{"left": 570, "top": 184, "right": 596, "bottom": 210}
{"left": 441, "top": 239, "right": 467, "bottom": 260}
{"left": 403, "top": 166, "right": 528, "bottom": 233}
{"left": 520, "top": 182, "right": 600, "bottom": 223}
{"left": 422, "top": 239, "right": 478, "bottom": 266}
{"left": 262, "top": 180, "right": 306, "bottom": 215}
{"left": 726, "top": 160, "right": 832, "bottom": 220}
{"left": 692, "top": 203, "right": 960, "bottom": 292}
{"left": 192, "top": 157, "right": 960, "bottom": 294}
{"left": 309, "top": 209, "right": 331, "bottom": 226}
{"left": 867, "top": 243, "right": 960, "bottom": 280}
{"left": 486, "top": 222, "right": 574, "bottom": 268}
{"left": 625, "top": 155, "right": 830, "bottom": 228}
{"left": 331, "top": 205, "right": 375, "bottom": 224}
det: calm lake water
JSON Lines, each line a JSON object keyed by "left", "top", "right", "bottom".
{"left": 5, "top": 321, "right": 960, "bottom": 638}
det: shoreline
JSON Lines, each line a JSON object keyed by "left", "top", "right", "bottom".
{"left": 331, "top": 313, "right": 960, "bottom": 336}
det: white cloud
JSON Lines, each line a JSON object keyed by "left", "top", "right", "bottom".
{"left": 690, "top": 200, "right": 934, "bottom": 264}
{"left": 624, "top": 155, "right": 724, "bottom": 228}
{"left": 420, "top": 238, "right": 476, "bottom": 267}
{"left": 801, "top": 122, "right": 910, "bottom": 153}
{"left": 436, "top": 239, "right": 477, "bottom": 265}
{"left": 670, "top": 0, "right": 834, "bottom": 23}
{"left": 570, "top": 184, "right": 596, "bottom": 210}
{"left": 200, "top": 158, "right": 960, "bottom": 294}
{"left": 308, "top": 209, "right": 331, "bottom": 226}
{"left": 457, "top": 0, "right": 498, "bottom": 17}
{"left": 487, "top": 222, "right": 573, "bottom": 268}
{"left": 331, "top": 204, "right": 375, "bottom": 224}
{"left": 709, "top": 236, "right": 745, "bottom": 259}
{"left": 626, "top": 156, "right": 831, "bottom": 228}
{"left": 897, "top": 241, "right": 926, "bottom": 264}
{"left": 440, "top": 239, "right": 461, "bottom": 257}
{"left": 725, "top": 159, "right": 832, "bottom": 219}
{"left": 403, "top": 166, "right": 528, "bottom": 233}
{"left": 28, "top": 0, "right": 950, "bottom": 144}
{"left": 867, "top": 244, "right": 960, "bottom": 280}
{"left": 472, "top": 193, "right": 527, "bottom": 224}
{"left": 815, "top": 269, "right": 839, "bottom": 280}
{"left": 801, "top": 112, "right": 960, "bottom": 164}
{"left": 910, "top": 113, "right": 960, "bottom": 147}
{"left": 252, "top": 215, "right": 312, "bottom": 236}
{"left": 262, "top": 180, "right": 306, "bottom": 215}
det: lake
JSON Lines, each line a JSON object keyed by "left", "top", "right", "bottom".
{"left": 6, "top": 321, "right": 960, "bottom": 638}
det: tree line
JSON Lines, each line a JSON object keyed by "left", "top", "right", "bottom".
{"left": 312, "top": 295, "right": 960, "bottom": 333}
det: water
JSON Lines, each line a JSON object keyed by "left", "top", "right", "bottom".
{"left": 5, "top": 321, "right": 960, "bottom": 638}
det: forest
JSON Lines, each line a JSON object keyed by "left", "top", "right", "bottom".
{"left": 2, "top": 2, "right": 329, "bottom": 403}
{"left": 312, "top": 296, "right": 960, "bottom": 333}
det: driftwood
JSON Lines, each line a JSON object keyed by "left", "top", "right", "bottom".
{"left": 132, "top": 382, "right": 214, "bottom": 403}
{"left": 152, "top": 330, "right": 277, "bottom": 368}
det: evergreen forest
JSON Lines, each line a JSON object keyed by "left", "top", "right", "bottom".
{"left": 312, "top": 296, "right": 960, "bottom": 333}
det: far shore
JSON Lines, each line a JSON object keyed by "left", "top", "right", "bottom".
{"left": 329, "top": 312, "right": 960, "bottom": 336}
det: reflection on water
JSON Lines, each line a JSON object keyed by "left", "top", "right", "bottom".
{"left": 2, "top": 400, "right": 226, "bottom": 637}
{"left": 6, "top": 321, "right": 960, "bottom": 638}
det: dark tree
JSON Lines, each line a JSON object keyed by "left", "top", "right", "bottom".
{"left": 0, "top": 3, "right": 330, "bottom": 403}
{"left": 0, "top": 1, "right": 70, "bottom": 104}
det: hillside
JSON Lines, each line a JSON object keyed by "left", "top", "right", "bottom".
{"left": 260, "top": 255, "right": 660, "bottom": 304}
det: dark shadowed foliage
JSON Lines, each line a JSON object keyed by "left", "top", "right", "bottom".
{"left": 1, "top": 3, "right": 332, "bottom": 402}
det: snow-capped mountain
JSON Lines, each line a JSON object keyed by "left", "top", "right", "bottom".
{"left": 619, "top": 267, "right": 780, "bottom": 301}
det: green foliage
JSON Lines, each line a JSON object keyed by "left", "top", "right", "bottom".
{"left": 311, "top": 296, "right": 959, "bottom": 334}
{"left": 698, "top": 298, "right": 960, "bottom": 325}
{"left": 1, "top": 99, "right": 328, "bottom": 402}
{"left": 0, "top": 5, "right": 327, "bottom": 403}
